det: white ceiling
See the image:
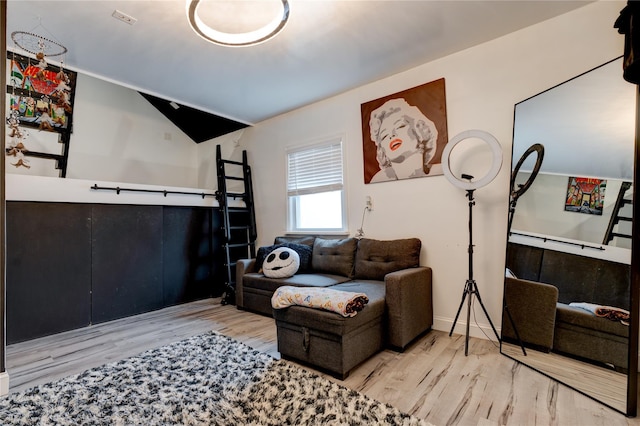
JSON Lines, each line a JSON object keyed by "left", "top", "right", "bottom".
{"left": 513, "top": 58, "right": 635, "bottom": 181}
{"left": 6, "top": 1, "right": 592, "bottom": 125}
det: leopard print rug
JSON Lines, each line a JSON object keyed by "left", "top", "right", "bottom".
{"left": 0, "top": 332, "right": 429, "bottom": 425}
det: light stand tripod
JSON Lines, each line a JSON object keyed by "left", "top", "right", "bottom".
{"left": 448, "top": 176, "right": 501, "bottom": 356}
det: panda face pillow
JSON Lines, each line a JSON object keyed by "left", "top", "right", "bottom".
{"left": 263, "top": 247, "right": 300, "bottom": 278}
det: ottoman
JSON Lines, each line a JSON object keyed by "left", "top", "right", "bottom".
{"left": 272, "top": 281, "right": 386, "bottom": 379}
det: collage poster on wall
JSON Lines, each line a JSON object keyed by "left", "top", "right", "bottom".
{"left": 565, "top": 176, "right": 606, "bottom": 215}
{"left": 6, "top": 51, "right": 77, "bottom": 172}
{"left": 7, "top": 51, "right": 77, "bottom": 131}
{"left": 361, "top": 78, "right": 448, "bottom": 184}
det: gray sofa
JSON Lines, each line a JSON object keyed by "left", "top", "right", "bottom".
{"left": 502, "top": 277, "right": 559, "bottom": 352}
{"left": 502, "top": 277, "right": 629, "bottom": 370}
{"left": 503, "top": 243, "right": 631, "bottom": 371}
{"left": 236, "top": 235, "right": 433, "bottom": 378}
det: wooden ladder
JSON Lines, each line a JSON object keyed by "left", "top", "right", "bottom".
{"left": 603, "top": 181, "right": 633, "bottom": 245}
{"left": 215, "top": 145, "right": 257, "bottom": 305}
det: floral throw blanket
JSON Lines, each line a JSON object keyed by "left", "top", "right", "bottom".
{"left": 569, "top": 302, "right": 630, "bottom": 325}
{"left": 271, "top": 286, "right": 369, "bottom": 317}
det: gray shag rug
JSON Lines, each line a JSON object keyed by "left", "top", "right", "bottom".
{"left": 0, "top": 331, "right": 429, "bottom": 425}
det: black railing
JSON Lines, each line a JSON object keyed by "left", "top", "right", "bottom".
{"left": 90, "top": 184, "right": 216, "bottom": 199}
{"left": 509, "top": 231, "right": 605, "bottom": 251}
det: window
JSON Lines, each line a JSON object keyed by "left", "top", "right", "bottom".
{"left": 287, "top": 137, "right": 346, "bottom": 232}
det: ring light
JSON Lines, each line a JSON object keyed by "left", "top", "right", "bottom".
{"left": 445, "top": 129, "right": 504, "bottom": 355}
{"left": 442, "top": 130, "right": 503, "bottom": 191}
{"left": 511, "top": 143, "right": 544, "bottom": 200}
{"left": 508, "top": 143, "right": 544, "bottom": 235}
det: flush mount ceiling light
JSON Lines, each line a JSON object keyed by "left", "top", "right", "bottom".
{"left": 186, "top": 0, "right": 290, "bottom": 47}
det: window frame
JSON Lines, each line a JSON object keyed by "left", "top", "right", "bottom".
{"left": 286, "top": 136, "right": 347, "bottom": 234}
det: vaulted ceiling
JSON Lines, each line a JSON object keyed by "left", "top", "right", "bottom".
{"left": 6, "top": 1, "right": 592, "bottom": 138}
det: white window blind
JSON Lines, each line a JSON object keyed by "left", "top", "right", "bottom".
{"left": 287, "top": 140, "right": 343, "bottom": 196}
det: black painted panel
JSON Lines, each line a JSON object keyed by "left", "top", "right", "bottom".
{"left": 507, "top": 242, "right": 630, "bottom": 309}
{"left": 210, "top": 209, "right": 226, "bottom": 296}
{"left": 506, "top": 243, "right": 544, "bottom": 281}
{"left": 540, "top": 250, "right": 630, "bottom": 309}
{"left": 7, "top": 202, "right": 225, "bottom": 342}
{"left": 212, "top": 209, "right": 253, "bottom": 292}
{"left": 91, "top": 205, "right": 163, "bottom": 323}
{"left": 162, "top": 207, "right": 216, "bottom": 305}
{"left": 6, "top": 202, "right": 92, "bottom": 344}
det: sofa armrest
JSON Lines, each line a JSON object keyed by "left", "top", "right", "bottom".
{"left": 502, "top": 277, "right": 558, "bottom": 351}
{"left": 236, "top": 258, "right": 257, "bottom": 309}
{"left": 385, "top": 266, "right": 433, "bottom": 350}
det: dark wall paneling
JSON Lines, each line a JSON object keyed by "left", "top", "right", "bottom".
{"left": 507, "top": 242, "right": 631, "bottom": 309}
{"left": 91, "top": 204, "right": 164, "bottom": 324}
{"left": 540, "top": 250, "right": 630, "bottom": 309}
{"left": 6, "top": 202, "right": 92, "bottom": 344}
{"left": 505, "top": 243, "right": 544, "bottom": 281}
{"left": 210, "top": 209, "right": 226, "bottom": 296}
{"left": 162, "top": 206, "right": 215, "bottom": 305}
{"left": 212, "top": 208, "right": 252, "bottom": 289}
{"left": 7, "top": 202, "right": 225, "bottom": 343}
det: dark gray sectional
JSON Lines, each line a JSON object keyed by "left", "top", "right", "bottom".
{"left": 236, "top": 235, "right": 433, "bottom": 378}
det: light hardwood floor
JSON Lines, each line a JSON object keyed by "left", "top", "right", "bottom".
{"left": 502, "top": 342, "right": 628, "bottom": 413}
{"left": 6, "top": 298, "right": 640, "bottom": 426}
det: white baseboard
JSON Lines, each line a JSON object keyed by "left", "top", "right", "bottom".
{"left": 433, "top": 316, "right": 501, "bottom": 343}
{"left": 0, "top": 371, "right": 9, "bottom": 397}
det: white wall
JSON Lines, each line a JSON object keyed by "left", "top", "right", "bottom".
{"left": 512, "top": 172, "right": 629, "bottom": 248}
{"left": 196, "top": 128, "right": 246, "bottom": 192}
{"left": 5, "top": 70, "right": 218, "bottom": 205}
{"left": 7, "top": 73, "right": 200, "bottom": 188}
{"left": 206, "top": 1, "right": 627, "bottom": 338}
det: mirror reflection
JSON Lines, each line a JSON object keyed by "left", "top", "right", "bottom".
{"left": 501, "top": 57, "right": 635, "bottom": 414}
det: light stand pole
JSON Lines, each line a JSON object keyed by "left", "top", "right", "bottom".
{"left": 503, "top": 143, "right": 544, "bottom": 356}
{"left": 448, "top": 178, "right": 500, "bottom": 356}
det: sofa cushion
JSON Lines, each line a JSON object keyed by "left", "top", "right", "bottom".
{"left": 242, "top": 272, "right": 350, "bottom": 294}
{"left": 312, "top": 237, "right": 357, "bottom": 278}
{"left": 556, "top": 303, "right": 629, "bottom": 338}
{"left": 502, "top": 277, "right": 558, "bottom": 351}
{"left": 274, "top": 235, "right": 316, "bottom": 247}
{"left": 263, "top": 247, "right": 300, "bottom": 278}
{"left": 354, "top": 238, "right": 421, "bottom": 280}
{"left": 256, "top": 243, "right": 313, "bottom": 273}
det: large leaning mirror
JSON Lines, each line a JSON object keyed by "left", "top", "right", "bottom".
{"left": 500, "top": 57, "right": 638, "bottom": 415}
